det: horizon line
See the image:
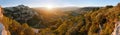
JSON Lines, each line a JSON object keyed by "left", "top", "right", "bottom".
{"left": 1, "top": 4, "right": 116, "bottom": 8}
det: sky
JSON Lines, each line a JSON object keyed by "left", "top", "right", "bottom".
{"left": 0, "top": 0, "right": 120, "bottom": 7}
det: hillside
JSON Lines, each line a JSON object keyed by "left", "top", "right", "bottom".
{"left": 2, "top": 16, "right": 35, "bottom": 35}
{"left": 2, "top": 3, "right": 120, "bottom": 35}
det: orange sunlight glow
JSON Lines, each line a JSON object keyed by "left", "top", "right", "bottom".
{"left": 45, "top": 5, "right": 55, "bottom": 10}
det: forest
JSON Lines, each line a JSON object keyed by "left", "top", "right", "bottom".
{"left": 1, "top": 3, "right": 120, "bottom": 35}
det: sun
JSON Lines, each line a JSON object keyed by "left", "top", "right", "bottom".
{"left": 45, "top": 5, "right": 54, "bottom": 10}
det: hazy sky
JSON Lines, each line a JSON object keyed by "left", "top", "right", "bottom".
{"left": 0, "top": 0, "right": 120, "bottom": 7}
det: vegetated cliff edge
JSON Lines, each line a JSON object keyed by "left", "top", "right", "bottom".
{"left": 2, "top": 3, "right": 120, "bottom": 35}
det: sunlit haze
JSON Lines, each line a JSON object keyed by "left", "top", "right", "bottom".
{"left": 45, "top": 5, "right": 55, "bottom": 10}
{"left": 0, "top": 0, "right": 120, "bottom": 7}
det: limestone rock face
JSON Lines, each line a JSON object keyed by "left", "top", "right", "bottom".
{"left": 115, "top": 3, "right": 120, "bottom": 10}
{"left": 0, "top": 6, "right": 3, "bottom": 20}
{"left": 117, "top": 3, "right": 120, "bottom": 7}
{"left": 0, "top": 6, "right": 10, "bottom": 35}
{"left": 111, "top": 21, "right": 120, "bottom": 35}
{"left": 3, "top": 5, "right": 37, "bottom": 23}
{"left": 0, "top": 23, "right": 7, "bottom": 35}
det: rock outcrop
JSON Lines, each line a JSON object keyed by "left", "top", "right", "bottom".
{"left": 3, "top": 5, "right": 37, "bottom": 24}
